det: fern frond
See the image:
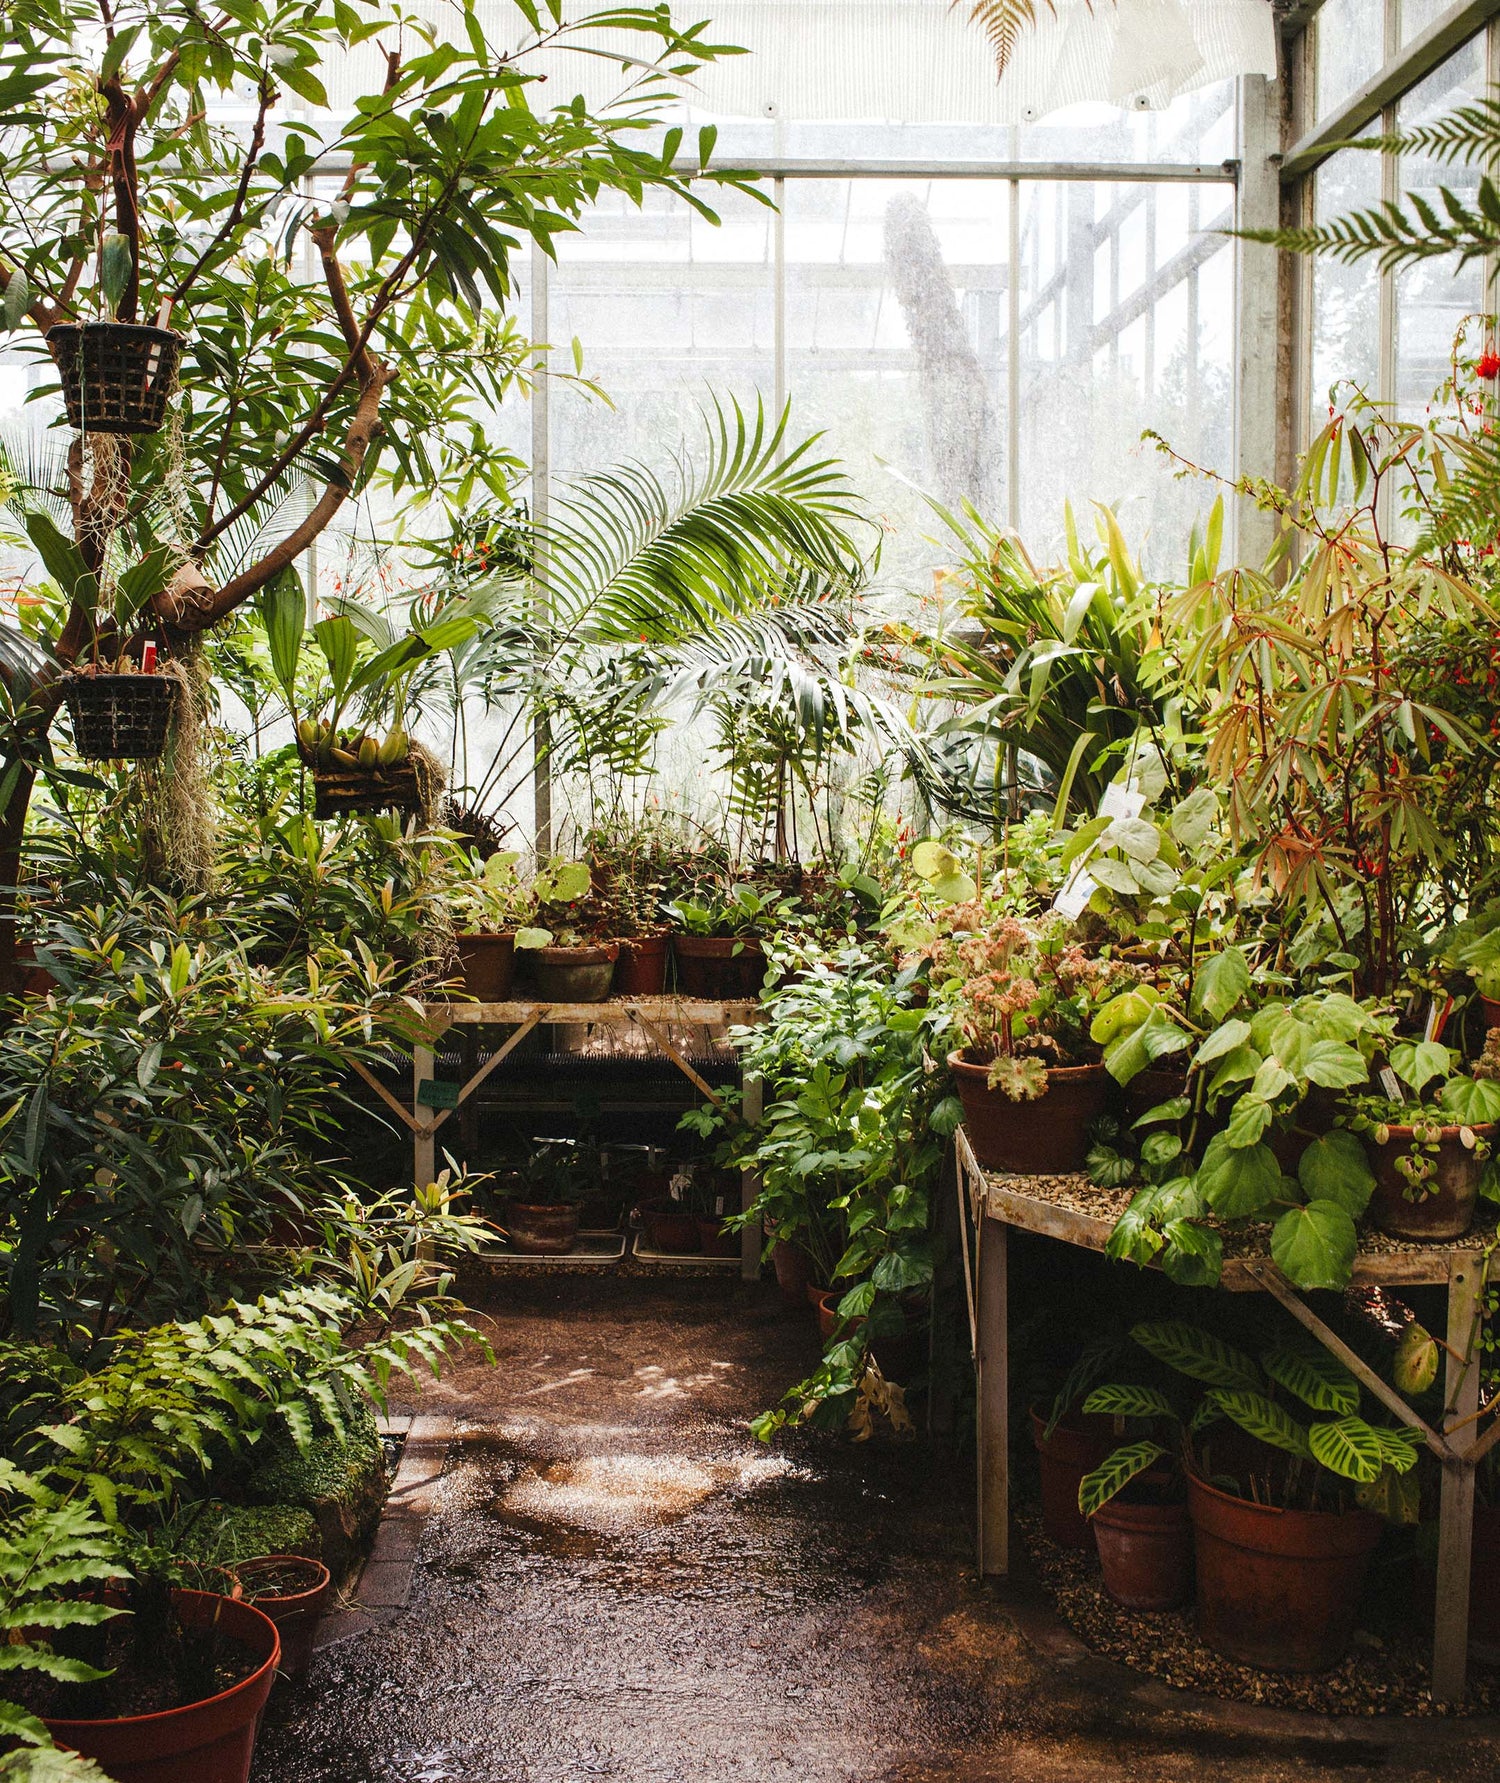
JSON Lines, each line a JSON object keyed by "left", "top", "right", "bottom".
{"left": 1336, "top": 97, "right": 1500, "bottom": 167}
{"left": 1240, "top": 176, "right": 1500, "bottom": 272}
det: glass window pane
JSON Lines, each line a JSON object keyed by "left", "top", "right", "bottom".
{"left": 1315, "top": 0, "right": 1387, "bottom": 119}
{"left": 1393, "top": 38, "right": 1487, "bottom": 415}
{"left": 1015, "top": 180, "right": 1235, "bottom": 566}
{"left": 1309, "top": 147, "right": 1382, "bottom": 425}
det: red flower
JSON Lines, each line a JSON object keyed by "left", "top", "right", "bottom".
{"left": 1477, "top": 351, "right": 1500, "bottom": 379}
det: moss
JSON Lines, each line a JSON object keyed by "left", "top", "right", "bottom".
{"left": 246, "top": 1399, "right": 383, "bottom": 1511}
{"left": 172, "top": 1500, "right": 321, "bottom": 1566}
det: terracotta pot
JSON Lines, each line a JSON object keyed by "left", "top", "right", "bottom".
{"left": 505, "top": 1201, "right": 580, "bottom": 1255}
{"left": 45, "top": 1589, "right": 279, "bottom": 1783}
{"left": 1482, "top": 995, "right": 1500, "bottom": 1032}
{"left": 815, "top": 1287, "right": 866, "bottom": 1343}
{"left": 231, "top": 1555, "right": 330, "bottom": 1682}
{"left": 696, "top": 1215, "right": 740, "bottom": 1259}
{"left": 526, "top": 942, "right": 618, "bottom": 1002}
{"left": 950, "top": 1055, "right": 1109, "bottom": 1175}
{"left": 640, "top": 1198, "right": 699, "bottom": 1253}
{"left": 1187, "top": 1473, "right": 1381, "bottom": 1671}
{"left": 1030, "top": 1407, "right": 1116, "bottom": 1551}
{"left": 453, "top": 931, "right": 516, "bottom": 1001}
{"left": 613, "top": 935, "right": 669, "bottom": 996}
{"left": 771, "top": 1239, "right": 814, "bottom": 1306}
{"left": 672, "top": 935, "right": 765, "bottom": 1000}
{"left": 1092, "top": 1495, "right": 1192, "bottom": 1610}
{"left": 1364, "top": 1123, "right": 1491, "bottom": 1241}
{"left": 1121, "top": 1066, "right": 1188, "bottom": 1128}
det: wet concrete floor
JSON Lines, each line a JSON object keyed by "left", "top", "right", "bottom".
{"left": 253, "top": 1278, "right": 1500, "bottom": 1782}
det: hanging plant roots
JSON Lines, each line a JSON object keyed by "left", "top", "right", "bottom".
{"left": 307, "top": 738, "right": 447, "bottom": 823}
{"left": 63, "top": 668, "right": 176, "bottom": 761}
{"left": 47, "top": 321, "right": 182, "bottom": 436}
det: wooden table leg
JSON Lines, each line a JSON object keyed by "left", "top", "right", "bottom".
{"left": 977, "top": 1213, "right": 1009, "bottom": 1577}
{"left": 413, "top": 1041, "right": 437, "bottom": 1189}
{"left": 459, "top": 1027, "right": 480, "bottom": 1162}
{"left": 739, "top": 1072, "right": 763, "bottom": 1283}
{"left": 1433, "top": 1250, "right": 1483, "bottom": 1704}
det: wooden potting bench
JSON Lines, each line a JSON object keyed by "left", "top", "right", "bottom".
{"left": 348, "top": 998, "right": 765, "bottom": 1279}
{"left": 955, "top": 1126, "right": 1496, "bottom": 1703}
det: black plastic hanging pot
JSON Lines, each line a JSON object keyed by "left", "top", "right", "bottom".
{"left": 64, "top": 671, "right": 174, "bottom": 760}
{"left": 47, "top": 321, "right": 182, "bottom": 436}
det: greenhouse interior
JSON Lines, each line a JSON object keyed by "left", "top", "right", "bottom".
{"left": 6, "top": 0, "right": 1500, "bottom": 1777}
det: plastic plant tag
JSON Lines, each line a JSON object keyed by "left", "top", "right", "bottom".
{"left": 1053, "top": 868, "right": 1098, "bottom": 921}
{"left": 416, "top": 1078, "right": 461, "bottom": 1110}
{"left": 1098, "top": 782, "right": 1146, "bottom": 820}
{"left": 1379, "top": 1066, "right": 1406, "bottom": 1103}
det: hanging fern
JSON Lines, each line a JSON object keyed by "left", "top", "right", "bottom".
{"left": 958, "top": 0, "right": 1106, "bottom": 76}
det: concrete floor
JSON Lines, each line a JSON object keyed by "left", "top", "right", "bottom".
{"left": 252, "top": 1278, "right": 1500, "bottom": 1783}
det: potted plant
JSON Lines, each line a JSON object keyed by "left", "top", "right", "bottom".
{"left": 665, "top": 883, "right": 791, "bottom": 1000}
{"left": 609, "top": 866, "right": 671, "bottom": 995}
{"left": 47, "top": 231, "right": 182, "bottom": 436}
{"left": 447, "top": 850, "right": 533, "bottom": 1001}
{"left": 1029, "top": 1341, "right": 1123, "bottom": 1550}
{"left": 637, "top": 1162, "right": 702, "bottom": 1254}
{"left": 503, "top": 1136, "right": 591, "bottom": 1253}
{"left": 933, "top": 914, "right": 1127, "bottom": 1174}
{"left": 514, "top": 857, "right": 616, "bottom": 1000}
{"left": 1076, "top": 1369, "right": 1196, "bottom": 1610}
{"left": 1123, "top": 1320, "right": 1418, "bottom": 1670}
{"left": 229, "top": 1553, "right": 332, "bottom": 1684}
{"left": 1343, "top": 1035, "right": 1500, "bottom": 1241}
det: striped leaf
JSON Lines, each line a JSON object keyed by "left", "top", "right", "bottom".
{"left": 1308, "top": 1416, "right": 1386, "bottom": 1483}
{"left": 1078, "top": 1441, "right": 1168, "bottom": 1519}
{"left": 1130, "top": 1321, "right": 1262, "bottom": 1390}
{"left": 1262, "top": 1340, "right": 1360, "bottom": 1416}
{"left": 1206, "top": 1388, "right": 1311, "bottom": 1458}
{"left": 1082, "top": 1384, "right": 1177, "bottom": 1422}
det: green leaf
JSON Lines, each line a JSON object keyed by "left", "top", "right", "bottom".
{"left": 1300, "top": 1040, "right": 1370, "bottom": 1091}
{"left": 1191, "top": 947, "right": 1250, "bottom": 1022}
{"left": 1160, "top": 1218, "right": 1223, "bottom": 1286}
{"left": 1130, "top": 1320, "right": 1262, "bottom": 1388}
{"left": 1270, "top": 1199, "right": 1357, "bottom": 1290}
{"left": 258, "top": 567, "right": 305, "bottom": 706}
{"left": 1307, "top": 1415, "right": 1385, "bottom": 1483}
{"left": 1078, "top": 1440, "right": 1168, "bottom": 1518}
{"left": 1194, "top": 1018, "right": 1252, "bottom": 1068}
{"left": 1390, "top": 1039, "right": 1453, "bottom": 1096}
{"left": 1197, "top": 1132, "right": 1281, "bottom": 1217}
{"left": 1105, "top": 1201, "right": 1164, "bottom": 1268}
{"left": 100, "top": 232, "right": 132, "bottom": 319}
{"left": 2, "top": 265, "right": 29, "bottom": 331}
{"left": 1262, "top": 1339, "right": 1359, "bottom": 1414}
{"left": 1297, "top": 1129, "right": 1375, "bottom": 1216}
{"left": 1081, "top": 1384, "right": 1177, "bottom": 1421}
{"left": 1224, "top": 1095, "right": 1274, "bottom": 1149}
{"left": 1392, "top": 1322, "right": 1439, "bottom": 1396}
{"left": 1207, "top": 1387, "right": 1311, "bottom": 1457}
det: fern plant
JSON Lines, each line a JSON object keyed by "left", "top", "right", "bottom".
{"left": 1076, "top": 1320, "right": 1421, "bottom": 1520}
{"left": 957, "top": 0, "right": 1109, "bottom": 76}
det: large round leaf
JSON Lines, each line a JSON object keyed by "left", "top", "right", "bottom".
{"left": 1198, "top": 1132, "right": 1281, "bottom": 1217}
{"left": 1270, "top": 1198, "right": 1357, "bottom": 1291}
{"left": 1392, "top": 1322, "right": 1439, "bottom": 1397}
{"left": 1297, "top": 1129, "right": 1375, "bottom": 1216}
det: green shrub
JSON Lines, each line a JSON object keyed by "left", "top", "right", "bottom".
{"left": 170, "top": 1502, "right": 321, "bottom": 1566}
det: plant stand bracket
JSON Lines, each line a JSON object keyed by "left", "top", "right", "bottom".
{"left": 954, "top": 1126, "right": 1488, "bottom": 1706}
{"left": 391, "top": 999, "right": 765, "bottom": 1281}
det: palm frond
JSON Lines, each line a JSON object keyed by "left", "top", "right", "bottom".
{"left": 957, "top": 0, "right": 1101, "bottom": 75}
{"left": 202, "top": 473, "right": 309, "bottom": 583}
{"left": 1413, "top": 426, "right": 1500, "bottom": 555}
{"left": 1336, "top": 97, "right": 1500, "bottom": 168}
{"left": 1239, "top": 176, "right": 1500, "bottom": 272}
{"left": 540, "top": 397, "right": 873, "bottom": 645}
{"left": 0, "top": 425, "right": 71, "bottom": 531}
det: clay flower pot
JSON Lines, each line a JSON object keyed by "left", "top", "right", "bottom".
{"left": 526, "top": 941, "right": 618, "bottom": 1002}
{"left": 1187, "top": 1473, "right": 1382, "bottom": 1671}
{"left": 639, "top": 1199, "right": 699, "bottom": 1253}
{"left": 671, "top": 935, "right": 765, "bottom": 1000}
{"left": 1091, "top": 1494, "right": 1193, "bottom": 1610}
{"left": 695, "top": 1215, "right": 740, "bottom": 1259}
{"left": 505, "top": 1201, "right": 581, "bottom": 1255}
{"left": 949, "top": 1054, "right": 1110, "bottom": 1175}
{"left": 613, "top": 935, "right": 669, "bottom": 995}
{"left": 771, "top": 1239, "right": 814, "bottom": 1306}
{"left": 1364, "top": 1122, "right": 1492, "bottom": 1241}
{"left": 1030, "top": 1407, "right": 1116, "bottom": 1551}
{"left": 44, "top": 1588, "right": 279, "bottom": 1783}
{"left": 453, "top": 931, "right": 516, "bottom": 1001}
{"left": 231, "top": 1554, "right": 331, "bottom": 1682}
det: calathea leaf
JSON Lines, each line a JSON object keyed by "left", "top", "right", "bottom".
{"left": 1078, "top": 1440, "right": 1167, "bottom": 1518}
{"left": 1082, "top": 1384, "right": 1177, "bottom": 1421}
{"left": 1262, "top": 1338, "right": 1359, "bottom": 1414}
{"left": 1130, "top": 1320, "right": 1262, "bottom": 1388}
{"left": 1307, "top": 1415, "right": 1386, "bottom": 1483}
{"left": 1206, "top": 1387, "right": 1311, "bottom": 1457}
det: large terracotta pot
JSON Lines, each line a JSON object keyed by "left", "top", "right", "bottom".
{"left": 1092, "top": 1495, "right": 1192, "bottom": 1610}
{"left": 613, "top": 935, "right": 669, "bottom": 995}
{"left": 526, "top": 942, "right": 618, "bottom": 1002}
{"left": 46, "top": 1590, "right": 279, "bottom": 1783}
{"left": 950, "top": 1054, "right": 1110, "bottom": 1175}
{"left": 231, "top": 1555, "right": 330, "bottom": 1682}
{"left": 696, "top": 1215, "right": 740, "bottom": 1259}
{"left": 639, "top": 1199, "right": 699, "bottom": 1253}
{"left": 672, "top": 935, "right": 765, "bottom": 1000}
{"left": 1364, "top": 1123, "right": 1492, "bottom": 1241}
{"left": 505, "top": 1201, "right": 581, "bottom": 1255}
{"left": 771, "top": 1239, "right": 814, "bottom": 1306}
{"left": 1187, "top": 1473, "right": 1381, "bottom": 1671}
{"left": 453, "top": 931, "right": 516, "bottom": 1001}
{"left": 1030, "top": 1407, "right": 1115, "bottom": 1551}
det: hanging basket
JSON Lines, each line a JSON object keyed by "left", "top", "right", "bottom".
{"left": 63, "top": 671, "right": 175, "bottom": 761}
{"left": 301, "top": 739, "right": 446, "bottom": 822}
{"left": 47, "top": 321, "right": 182, "bottom": 436}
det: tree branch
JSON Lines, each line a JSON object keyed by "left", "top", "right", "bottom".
{"left": 168, "top": 80, "right": 273, "bottom": 312}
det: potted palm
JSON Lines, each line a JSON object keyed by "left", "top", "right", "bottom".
{"left": 933, "top": 914, "right": 1126, "bottom": 1174}
{"left": 514, "top": 857, "right": 616, "bottom": 1000}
